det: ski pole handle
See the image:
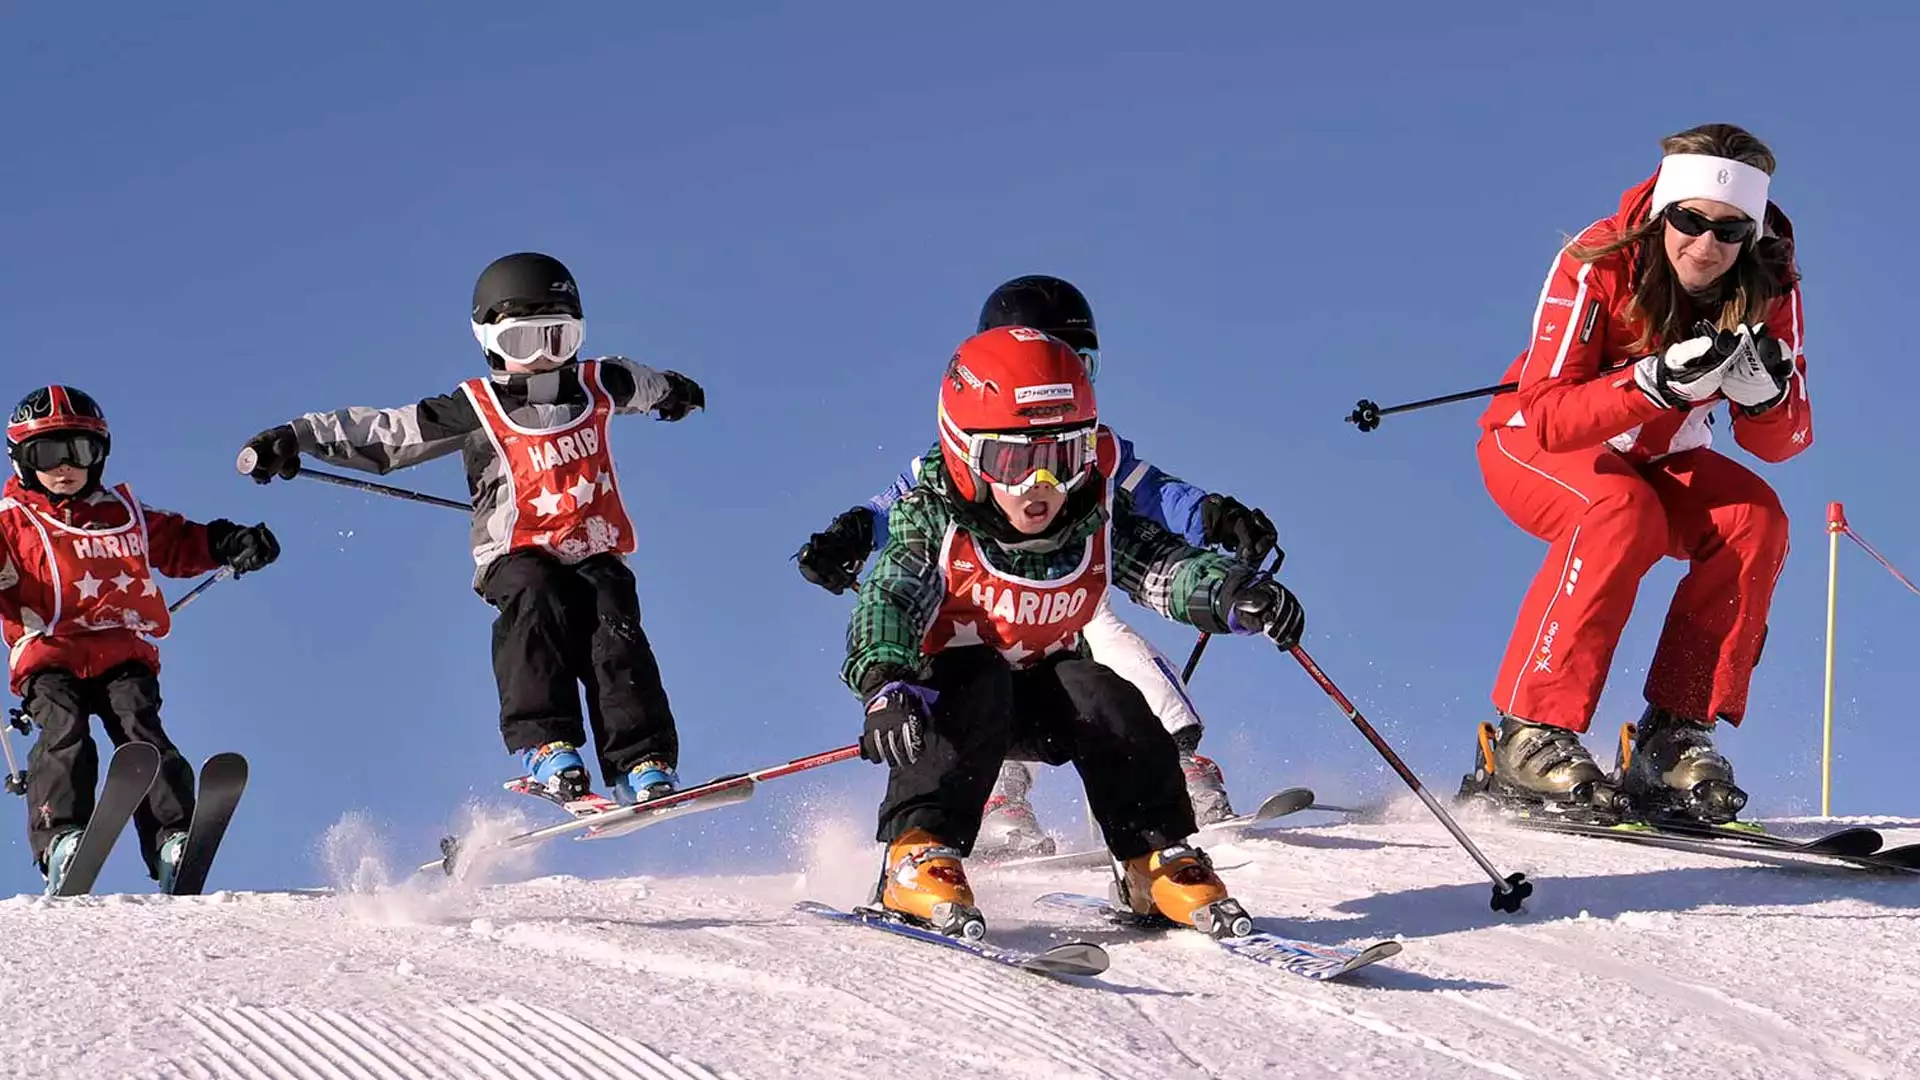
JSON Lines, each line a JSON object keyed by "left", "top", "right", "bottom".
{"left": 1180, "top": 548, "right": 1285, "bottom": 684}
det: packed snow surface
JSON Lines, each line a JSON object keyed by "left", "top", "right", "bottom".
{"left": 3, "top": 804, "right": 1916, "bottom": 1079}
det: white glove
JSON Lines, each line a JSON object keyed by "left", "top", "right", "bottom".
{"left": 1719, "top": 324, "right": 1794, "bottom": 412}
{"left": 1632, "top": 324, "right": 1751, "bottom": 410}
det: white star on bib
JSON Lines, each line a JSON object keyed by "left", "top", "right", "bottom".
{"left": 75, "top": 572, "right": 104, "bottom": 599}
{"left": 531, "top": 487, "right": 564, "bottom": 517}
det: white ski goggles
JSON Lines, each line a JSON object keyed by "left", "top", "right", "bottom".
{"left": 944, "top": 416, "right": 1098, "bottom": 496}
{"left": 473, "top": 315, "right": 584, "bottom": 364}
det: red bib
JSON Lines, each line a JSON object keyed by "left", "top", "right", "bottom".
{"left": 463, "top": 360, "right": 636, "bottom": 562}
{"left": 920, "top": 431, "right": 1119, "bottom": 668}
{"left": 1, "top": 483, "right": 171, "bottom": 645}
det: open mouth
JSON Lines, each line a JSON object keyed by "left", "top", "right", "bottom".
{"left": 1020, "top": 500, "right": 1051, "bottom": 523}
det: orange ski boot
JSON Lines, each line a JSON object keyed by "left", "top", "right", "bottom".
{"left": 1116, "top": 843, "right": 1254, "bottom": 939}
{"left": 877, "top": 828, "right": 986, "bottom": 939}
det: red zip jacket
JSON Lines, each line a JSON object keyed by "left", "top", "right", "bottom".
{"left": 1478, "top": 173, "right": 1812, "bottom": 464}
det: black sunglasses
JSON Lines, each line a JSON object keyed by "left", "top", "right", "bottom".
{"left": 17, "top": 432, "right": 107, "bottom": 472}
{"left": 1663, "top": 204, "right": 1756, "bottom": 245}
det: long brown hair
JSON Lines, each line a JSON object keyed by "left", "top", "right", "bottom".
{"left": 1570, "top": 123, "right": 1800, "bottom": 353}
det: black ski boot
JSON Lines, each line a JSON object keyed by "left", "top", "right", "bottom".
{"left": 1459, "top": 714, "right": 1627, "bottom": 822}
{"left": 1617, "top": 706, "right": 1748, "bottom": 825}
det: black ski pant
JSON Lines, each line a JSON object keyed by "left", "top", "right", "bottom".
{"left": 480, "top": 549, "right": 678, "bottom": 785}
{"left": 22, "top": 662, "right": 195, "bottom": 879}
{"left": 876, "top": 646, "right": 1197, "bottom": 860}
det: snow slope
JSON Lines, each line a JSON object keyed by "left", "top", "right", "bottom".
{"left": 3, "top": 805, "right": 1918, "bottom": 1080}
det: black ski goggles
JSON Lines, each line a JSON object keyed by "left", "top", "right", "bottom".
{"left": 15, "top": 432, "right": 107, "bottom": 472}
{"left": 1663, "top": 204, "right": 1756, "bottom": 245}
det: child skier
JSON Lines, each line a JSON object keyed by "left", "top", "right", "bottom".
{"left": 237, "top": 252, "right": 704, "bottom": 805}
{"left": 798, "top": 274, "right": 1280, "bottom": 855}
{"left": 842, "top": 325, "right": 1307, "bottom": 938}
{"left": 2, "top": 385, "right": 280, "bottom": 892}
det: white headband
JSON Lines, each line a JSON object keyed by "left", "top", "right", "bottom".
{"left": 1648, "top": 153, "right": 1771, "bottom": 235}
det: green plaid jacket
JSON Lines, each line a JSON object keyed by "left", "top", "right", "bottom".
{"left": 841, "top": 448, "right": 1242, "bottom": 696}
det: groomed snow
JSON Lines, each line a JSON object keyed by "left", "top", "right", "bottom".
{"left": 2, "top": 803, "right": 1916, "bottom": 1079}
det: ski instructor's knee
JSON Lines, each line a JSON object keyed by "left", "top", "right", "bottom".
{"left": 1595, "top": 480, "right": 1670, "bottom": 572}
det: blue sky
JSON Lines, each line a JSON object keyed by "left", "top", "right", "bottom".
{"left": 3, "top": 4, "right": 1916, "bottom": 896}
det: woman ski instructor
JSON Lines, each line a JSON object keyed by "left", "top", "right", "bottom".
{"left": 1465, "top": 122, "right": 1811, "bottom": 826}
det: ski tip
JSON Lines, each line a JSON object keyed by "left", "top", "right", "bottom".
{"left": 1255, "top": 787, "right": 1317, "bottom": 820}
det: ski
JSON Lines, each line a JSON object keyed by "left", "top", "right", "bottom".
{"left": 420, "top": 744, "right": 861, "bottom": 876}
{"left": 1635, "top": 817, "right": 1884, "bottom": 858}
{"left": 165, "top": 752, "right": 249, "bottom": 896}
{"left": 52, "top": 741, "right": 161, "bottom": 897}
{"left": 1498, "top": 815, "right": 1919, "bottom": 874}
{"left": 795, "top": 900, "right": 1109, "bottom": 981}
{"left": 985, "top": 787, "right": 1318, "bottom": 873}
{"left": 1032, "top": 892, "right": 1401, "bottom": 981}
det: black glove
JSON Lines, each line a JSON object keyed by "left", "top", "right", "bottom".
{"left": 1199, "top": 494, "right": 1279, "bottom": 567}
{"left": 858, "top": 672, "right": 936, "bottom": 768}
{"left": 1224, "top": 574, "right": 1306, "bottom": 650}
{"left": 206, "top": 519, "right": 281, "bottom": 575}
{"left": 795, "top": 506, "right": 875, "bottom": 594}
{"left": 654, "top": 371, "right": 705, "bottom": 421}
{"left": 241, "top": 425, "right": 301, "bottom": 484}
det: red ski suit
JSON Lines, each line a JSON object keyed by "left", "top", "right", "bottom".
{"left": 1475, "top": 174, "right": 1812, "bottom": 732}
{"left": 0, "top": 477, "right": 219, "bottom": 695}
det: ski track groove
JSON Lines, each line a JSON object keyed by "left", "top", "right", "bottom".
{"left": 371, "top": 1008, "right": 500, "bottom": 1080}
{"left": 294, "top": 1010, "right": 416, "bottom": 1080}
{"left": 901, "top": 954, "right": 1156, "bottom": 1080}
{"left": 461, "top": 1000, "right": 631, "bottom": 1080}
{"left": 1434, "top": 990, "right": 1613, "bottom": 1080}
{"left": 1117, "top": 984, "right": 1216, "bottom": 1079}
{"left": 1505, "top": 929, "right": 1894, "bottom": 1080}
{"left": 183, "top": 1006, "right": 302, "bottom": 1080}
{"left": 494, "top": 999, "right": 661, "bottom": 1080}
{"left": 316, "top": 1010, "right": 436, "bottom": 1080}
{"left": 1249, "top": 982, "right": 1528, "bottom": 1080}
{"left": 432, "top": 1004, "right": 556, "bottom": 1080}
{"left": 243, "top": 1008, "right": 364, "bottom": 1080}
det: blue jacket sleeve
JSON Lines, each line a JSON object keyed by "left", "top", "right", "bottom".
{"left": 1111, "top": 434, "right": 1210, "bottom": 547}
{"left": 863, "top": 457, "right": 923, "bottom": 551}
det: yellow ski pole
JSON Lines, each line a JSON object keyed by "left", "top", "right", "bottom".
{"left": 1822, "top": 501, "right": 1845, "bottom": 818}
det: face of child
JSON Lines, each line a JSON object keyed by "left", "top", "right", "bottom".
{"left": 990, "top": 481, "right": 1067, "bottom": 535}
{"left": 35, "top": 464, "right": 87, "bottom": 496}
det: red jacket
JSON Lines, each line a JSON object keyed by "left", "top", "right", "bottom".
{"left": 0, "top": 477, "right": 218, "bottom": 693}
{"left": 1478, "top": 173, "right": 1813, "bottom": 464}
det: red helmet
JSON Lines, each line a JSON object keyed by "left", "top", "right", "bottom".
{"left": 7, "top": 386, "right": 111, "bottom": 488}
{"left": 938, "top": 327, "right": 1098, "bottom": 503}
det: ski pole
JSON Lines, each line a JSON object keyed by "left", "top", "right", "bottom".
{"left": 1347, "top": 360, "right": 1632, "bottom": 432}
{"left": 1287, "top": 644, "right": 1533, "bottom": 913}
{"left": 1180, "top": 549, "right": 1285, "bottom": 683}
{"left": 168, "top": 566, "right": 232, "bottom": 614}
{"left": 234, "top": 448, "right": 469, "bottom": 511}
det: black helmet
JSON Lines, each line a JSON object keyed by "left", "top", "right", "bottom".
{"left": 471, "top": 252, "right": 582, "bottom": 324}
{"left": 976, "top": 275, "right": 1097, "bottom": 353}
